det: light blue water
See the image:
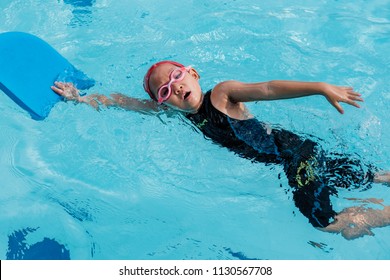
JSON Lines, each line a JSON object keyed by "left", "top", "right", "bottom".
{"left": 0, "top": 0, "right": 390, "bottom": 259}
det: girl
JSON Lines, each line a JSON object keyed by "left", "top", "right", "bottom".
{"left": 52, "top": 60, "right": 390, "bottom": 239}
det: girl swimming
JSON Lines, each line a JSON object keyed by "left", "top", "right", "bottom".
{"left": 52, "top": 60, "right": 390, "bottom": 240}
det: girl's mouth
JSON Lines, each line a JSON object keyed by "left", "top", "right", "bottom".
{"left": 184, "top": 91, "right": 191, "bottom": 100}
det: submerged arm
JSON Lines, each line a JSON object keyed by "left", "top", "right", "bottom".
{"left": 214, "top": 80, "right": 364, "bottom": 114}
{"left": 51, "top": 82, "right": 160, "bottom": 114}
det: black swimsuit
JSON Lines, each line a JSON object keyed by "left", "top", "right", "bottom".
{"left": 186, "top": 90, "right": 375, "bottom": 227}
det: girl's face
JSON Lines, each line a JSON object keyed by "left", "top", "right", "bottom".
{"left": 149, "top": 63, "right": 203, "bottom": 113}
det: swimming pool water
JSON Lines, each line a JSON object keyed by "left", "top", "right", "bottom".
{"left": 0, "top": 0, "right": 390, "bottom": 259}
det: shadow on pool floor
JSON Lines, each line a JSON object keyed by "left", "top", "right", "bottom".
{"left": 6, "top": 228, "right": 70, "bottom": 260}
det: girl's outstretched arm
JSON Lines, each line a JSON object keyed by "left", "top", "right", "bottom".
{"left": 213, "top": 80, "right": 364, "bottom": 114}
{"left": 51, "top": 82, "right": 160, "bottom": 114}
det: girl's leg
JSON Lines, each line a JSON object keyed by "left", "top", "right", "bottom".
{"left": 320, "top": 171, "right": 390, "bottom": 240}
{"left": 320, "top": 199, "right": 390, "bottom": 240}
{"left": 373, "top": 171, "right": 390, "bottom": 185}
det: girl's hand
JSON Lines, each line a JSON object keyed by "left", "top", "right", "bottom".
{"left": 51, "top": 82, "right": 82, "bottom": 102}
{"left": 322, "top": 83, "right": 364, "bottom": 114}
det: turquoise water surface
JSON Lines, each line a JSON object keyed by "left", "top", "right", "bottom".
{"left": 0, "top": 0, "right": 389, "bottom": 259}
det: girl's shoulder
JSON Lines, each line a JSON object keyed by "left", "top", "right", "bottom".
{"left": 210, "top": 81, "right": 253, "bottom": 120}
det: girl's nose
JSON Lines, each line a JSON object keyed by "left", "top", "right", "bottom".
{"left": 172, "top": 83, "right": 183, "bottom": 95}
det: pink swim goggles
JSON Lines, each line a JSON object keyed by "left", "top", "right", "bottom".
{"left": 156, "top": 66, "right": 192, "bottom": 104}
{"left": 143, "top": 60, "right": 190, "bottom": 104}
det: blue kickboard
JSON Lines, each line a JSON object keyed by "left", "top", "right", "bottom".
{"left": 0, "top": 32, "right": 94, "bottom": 120}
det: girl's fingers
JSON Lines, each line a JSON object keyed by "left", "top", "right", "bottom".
{"left": 346, "top": 100, "right": 361, "bottom": 108}
{"left": 51, "top": 85, "right": 63, "bottom": 95}
{"left": 54, "top": 81, "right": 65, "bottom": 89}
{"left": 352, "top": 96, "right": 364, "bottom": 102}
{"left": 332, "top": 101, "right": 344, "bottom": 114}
